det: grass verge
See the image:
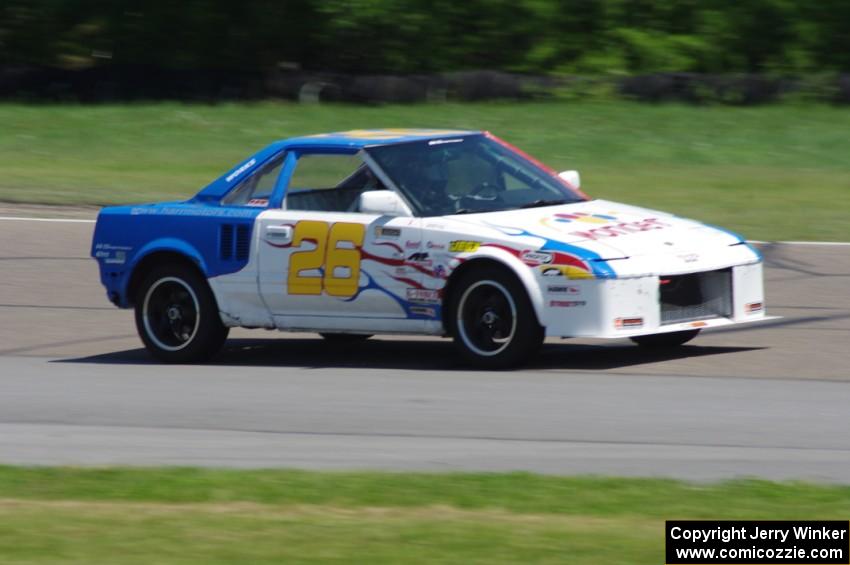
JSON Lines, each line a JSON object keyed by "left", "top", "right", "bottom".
{"left": 1, "top": 467, "right": 849, "bottom": 563}
{"left": 2, "top": 101, "right": 850, "bottom": 240}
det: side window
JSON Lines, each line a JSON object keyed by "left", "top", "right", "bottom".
{"left": 285, "top": 153, "right": 385, "bottom": 212}
{"left": 287, "top": 154, "right": 364, "bottom": 192}
{"left": 222, "top": 154, "right": 284, "bottom": 206}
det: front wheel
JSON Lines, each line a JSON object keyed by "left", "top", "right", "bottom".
{"left": 449, "top": 266, "right": 544, "bottom": 369}
{"left": 134, "top": 264, "right": 229, "bottom": 363}
{"left": 630, "top": 329, "right": 700, "bottom": 348}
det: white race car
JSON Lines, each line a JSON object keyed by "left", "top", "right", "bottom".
{"left": 91, "top": 129, "right": 771, "bottom": 367}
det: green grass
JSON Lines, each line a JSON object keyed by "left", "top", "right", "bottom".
{"left": 1, "top": 467, "right": 849, "bottom": 563}
{"left": 2, "top": 101, "right": 850, "bottom": 240}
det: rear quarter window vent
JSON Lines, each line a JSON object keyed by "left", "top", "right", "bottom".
{"left": 219, "top": 223, "right": 252, "bottom": 261}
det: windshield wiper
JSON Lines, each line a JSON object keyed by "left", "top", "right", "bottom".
{"left": 518, "top": 199, "right": 569, "bottom": 209}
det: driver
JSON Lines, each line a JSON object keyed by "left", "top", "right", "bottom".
{"left": 396, "top": 148, "right": 454, "bottom": 215}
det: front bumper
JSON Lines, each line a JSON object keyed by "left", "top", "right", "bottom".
{"left": 540, "top": 262, "right": 773, "bottom": 338}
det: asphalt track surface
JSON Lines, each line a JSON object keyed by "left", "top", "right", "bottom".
{"left": 1, "top": 204, "right": 849, "bottom": 481}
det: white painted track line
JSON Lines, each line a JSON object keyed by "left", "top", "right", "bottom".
{"left": 749, "top": 240, "right": 850, "bottom": 246}
{"left": 0, "top": 216, "right": 95, "bottom": 223}
{"left": 775, "top": 241, "right": 850, "bottom": 247}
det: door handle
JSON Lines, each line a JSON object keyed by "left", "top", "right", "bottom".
{"left": 265, "top": 225, "right": 293, "bottom": 243}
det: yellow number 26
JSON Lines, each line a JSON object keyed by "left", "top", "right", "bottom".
{"left": 288, "top": 221, "right": 365, "bottom": 298}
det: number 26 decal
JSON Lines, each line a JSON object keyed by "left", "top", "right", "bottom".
{"left": 288, "top": 221, "right": 365, "bottom": 298}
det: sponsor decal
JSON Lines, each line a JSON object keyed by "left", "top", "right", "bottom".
{"left": 426, "top": 241, "right": 446, "bottom": 250}
{"left": 130, "top": 206, "right": 257, "bottom": 218}
{"left": 410, "top": 306, "right": 438, "bottom": 317}
{"left": 94, "top": 243, "right": 132, "bottom": 265}
{"left": 407, "top": 252, "right": 431, "bottom": 264}
{"left": 540, "top": 210, "right": 671, "bottom": 240}
{"left": 405, "top": 240, "right": 421, "bottom": 249}
{"left": 745, "top": 301, "right": 763, "bottom": 314}
{"left": 677, "top": 253, "right": 699, "bottom": 263}
{"left": 225, "top": 158, "right": 256, "bottom": 182}
{"left": 449, "top": 240, "right": 481, "bottom": 253}
{"left": 520, "top": 250, "right": 553, "bottom": 266}
{"left": 428, "top": 138, "right": 464, "bottom": 146}
{"left": 425, "top": 222, "right": 446, "bottom": 230}
{"left": 375, "top": 226, "right": 401, "bottom": 238}
{"left": 544, "top": 212, "right": 619, "bottom": 226}
{"left": 549, "top": 300, "right": 586, "bottom": 308}
{"left": 247, "top": 198, "right": 268, "bottom": 207}
{"left": 94, "top": 243, "right": 132, "bottom": 251}
{"left": 615, "top": 317, "right": 644, "bottom": 329}
{"left": 547, "top": 285, "right": 580, "bottom": 295}
{"left": 407, "top": 288, "right": 440, "bottom": 304}
{"left": 571, "top": 218, "right": 670, "bottom": 241}
{"left": 395, "top": 266, "right": 413, "bottom": 275}
{"left": 104, "top": 250, "right": 127, "bottom": 265}
{"left": 540, "top": 265, "right": 594, "bottom": 279}
{"left": 433, "top": 264, "right": 447, "bottom": 279}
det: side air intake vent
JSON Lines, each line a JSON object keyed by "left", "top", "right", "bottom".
{"left": 220, "top": 224, "right": 234, "bottom": 260}
{"left": 235, "top": 224, "right": 251, "bottom": 260}
{"left": 220, "top": 223, "right": 251, "bottom": 261}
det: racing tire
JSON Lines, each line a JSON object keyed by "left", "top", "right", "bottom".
{"left": 630, "top": 329, "right": 700, "bottom": 348}
{"left": 319, "top": 333, "right": 373, "bottom": 342}
{"left": 449, "top": 265, "right": 544, "bottom": 369}
{"left": 134, "top": 264, "right": 229, "bottom": 363}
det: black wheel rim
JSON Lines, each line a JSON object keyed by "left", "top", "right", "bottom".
{"left": 457, "top": 280, "right": 517, "bottom": 357}
{"left": 142, "top": 277, "right": 200, "bottom": 351}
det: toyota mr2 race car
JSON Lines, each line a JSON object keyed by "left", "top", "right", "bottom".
{"left": 91, "top": 129, "right": 770, "bottom": 367}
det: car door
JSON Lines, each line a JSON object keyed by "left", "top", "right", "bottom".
{"left": 257, "top": 151, "right": 427, "bottom": 334}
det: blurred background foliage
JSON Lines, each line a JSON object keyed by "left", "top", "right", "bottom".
{"left": 2, "top": 0, "right": 850, "bottom": 75}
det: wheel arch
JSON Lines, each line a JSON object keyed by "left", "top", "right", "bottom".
{"left": 441, "top": 250, "right": 546, "bottom": 335}
{"left": 126, "top": 242, "right": 209, "bottom": 307}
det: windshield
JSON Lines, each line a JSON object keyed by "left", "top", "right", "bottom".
{"left": 366, "top": 134, "right": 585, "bottom": 217}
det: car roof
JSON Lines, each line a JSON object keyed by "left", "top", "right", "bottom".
{"left": 283, "top": 128, "right": 481, "bottom": 149}
{"left": 195, "top": 129, "right": 482, "bottom": 202}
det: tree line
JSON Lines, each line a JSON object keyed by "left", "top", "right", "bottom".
{"left": 2, "top": 0, "right": 849, "bottom": 75}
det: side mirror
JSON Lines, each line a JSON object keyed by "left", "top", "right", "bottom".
{"left": 558, "top": 170, "right": 581, "bottom": 189}
{"left": 356, "top": 190, "right": 412, "bottom": 216}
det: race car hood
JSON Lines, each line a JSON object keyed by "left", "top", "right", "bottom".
{"left": 451, "top": 199, "right": 745, "bottom": 259}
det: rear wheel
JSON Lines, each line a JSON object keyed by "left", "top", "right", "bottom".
{"left": 630, "top": 329, "right": 700, "bottom": 348}
{"left": 449, "top": 265, "right": 544, "bottom": 369}
{"left": 134, "top": 264, "right": 229, "bottom": 363}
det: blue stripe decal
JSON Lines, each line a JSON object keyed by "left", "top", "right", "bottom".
{"left": 705, "top": 222, "right": 763, "bottom": 261}
{"left": 704, "top": 222, "right": 745, "bottom": 243}
{"left": 485, "top": 223, "right": 618, "bottom": 279}
{"left": 538, "top": 239, "right": 617, "bottom": 278}
{"left": 342, "top": 270, "right": 440, "bottom": 320}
